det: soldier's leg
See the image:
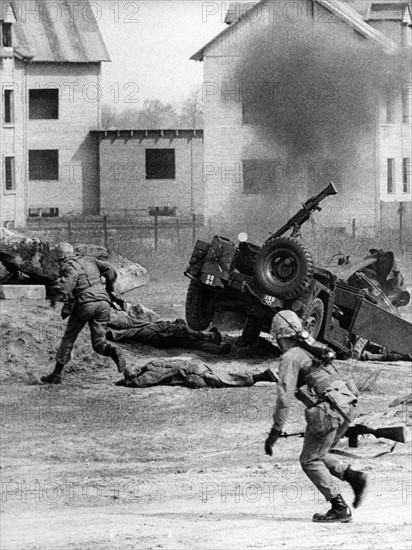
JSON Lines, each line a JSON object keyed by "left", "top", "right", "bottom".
{"left": 299, "top": 426, "right": 344, "bottom": 501}
{"left": 89, "top": 302, "right": 126, "bottom": 373}
{"left": 42, "top": 312, "right": 85, "bottom": 383}
{"left": 300, "top": 427, "right": 352, "bottom": 523}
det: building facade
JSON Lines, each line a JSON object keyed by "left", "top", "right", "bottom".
{"left": 192, "top": 0, "right": 411, "bottom": 238}
{"left": 0, "top": 0, "right": 109, "bottom": 228}
{"left": 93, "top": 129, "right": 204, "bottom": 217}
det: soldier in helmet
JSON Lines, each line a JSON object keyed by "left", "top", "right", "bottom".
{"left": 41, "top": 242, "right": 126, "bottom": 384}
{"left": 264, "top": 310, "right": 367, "bottom": 523}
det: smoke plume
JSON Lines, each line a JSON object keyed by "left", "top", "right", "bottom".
{"left": 232, "top": 19, "right": 408, "bottom": 162}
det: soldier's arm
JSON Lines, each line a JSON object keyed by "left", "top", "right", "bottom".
{"left": 272, "top": 353, "right": 300, "bottom": 433}
{"left": 94, "top": 259, "right": 117, "bottom": 291}
{"left": 59, "top": 262, "right": 79, "bottom": 298}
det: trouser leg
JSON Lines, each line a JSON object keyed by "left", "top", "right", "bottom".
{"left": 90, "top": 302, "right": 126, "bottom": 372}
{"left": 89, "top": 302, "right": 111, "bottom": 355}
{"left": 56, "top": 312, "right": 86, "bottom": 365}
{"left": 299, "top": 406, "right": 353, "bottom": 501}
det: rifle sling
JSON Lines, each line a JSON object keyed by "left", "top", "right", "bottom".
{"left": 330, "top": 443, "right": 398, "bottom": 460}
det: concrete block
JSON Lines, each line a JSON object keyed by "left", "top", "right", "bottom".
{"left": 0, "top": 285, "right": 46, "bottom": 300}
{"left": 114, "top": 265, "right": 149, "bottom": 294}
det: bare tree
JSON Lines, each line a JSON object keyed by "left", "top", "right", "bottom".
{"left": 138, "top": 99, "right": 178, "bottom": 129}
{"left": 100, "top": 104, "right": 116, "bottom": 130}
{"left": 179, "top": 88, "right": 204, "bottom": 129}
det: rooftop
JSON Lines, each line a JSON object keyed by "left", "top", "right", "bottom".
{"left": 8, "top": 0, "right": 110, "bottom": 62}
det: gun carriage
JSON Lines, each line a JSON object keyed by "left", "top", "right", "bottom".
{"left": 184, "top": 183, "right": 411, "bottom": 357}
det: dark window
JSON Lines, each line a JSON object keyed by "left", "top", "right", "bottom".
{"left": 4, "top": 89, "right": 14, "bottom": 123}
{"left": 29, "top": 89, "right": 59, "bottom": 119}
{"left": 4, "top": 156, "right": 15, "bottom": 190}
{"left": 29, "top": 150, "right": 59, "bottom": 180}
{"left": 145, "top": 149, "right": 175, "bottom": 179}
{"left": 148, "top": 206, "right": 176, "bottom": 217}
{"left": 403, "top": 158, "right": 410, "bottom": 193}
{"left": 242, "top": 160, "right": 281, "bottom": 195}
{"left": 2, "top": 23, "right": 12, "bottom": 47}
{"left": 28, "top": 208, "right": 59, "bottom": 218}
{"left": 387, "top": 158, "right": 394, "bottom": 193}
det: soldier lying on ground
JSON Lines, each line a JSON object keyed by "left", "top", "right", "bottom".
{"left": 106, "top": 304, "right": 231, "bottom": 355}
{"left": 116, "top": 357, "right": 277, "bottom": 388}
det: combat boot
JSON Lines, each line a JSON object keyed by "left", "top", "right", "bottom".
{"left": 41, "top": 362, "right": 64, "bottom": 384}
{"left": 312, "top": 494, "right": 352, "bottom": 523}
{"left": 40, "top": 372, "right": 62, "bottom": 384}
{"left": 106, "top": 344, "right": 126, "bottom": 373}
{"left": 343, "top": 466, "right": 368, "bottom": 508}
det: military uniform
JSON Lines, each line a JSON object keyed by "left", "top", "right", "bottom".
{"left": 41, "top": 243, "right": 126, "bottom": 384}
{"left": 265, "top": 310, "right": 367, "bottom": 523}
{"left": 107, "top": 312, "right": 228, "bottom": 354}
{"left": 271, "top": 347, "right": 357, "bottom": 502}
{"left": 118, "top": 358, "right": 276, "bottom": 388}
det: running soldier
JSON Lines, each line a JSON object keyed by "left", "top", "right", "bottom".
{"left": 41, "top": 243, "right": 126, "bottom": 384}
{"left": 264, "top": 310, "right": 368, "bottom": 523}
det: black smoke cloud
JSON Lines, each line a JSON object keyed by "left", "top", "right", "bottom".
{"left": 232, "top": 19, "right": 409, "bottom": 160}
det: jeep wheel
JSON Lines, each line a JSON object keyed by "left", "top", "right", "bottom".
{"left": 254, "top": 237, "right": 314, "bottom": 300}
{"left": 185, "top": 280, "right": 215, "bottom": 331}
{"left": 304, "top": 298, "right": 324, "bottom": 339}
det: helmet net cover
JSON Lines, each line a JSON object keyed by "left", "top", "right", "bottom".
{"left": 271, "top": 310, "right": 302, "bottom": 339}
{"left": 55, "top": 242, "right": 75, "bottom": 261}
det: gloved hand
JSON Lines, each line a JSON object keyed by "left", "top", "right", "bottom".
{"left": 264, "top": 426, "right": 282, "bottom": 456}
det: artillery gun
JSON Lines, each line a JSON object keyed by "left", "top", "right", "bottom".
{"left": 184, "top": 183, "right": 411, "bottom": 357}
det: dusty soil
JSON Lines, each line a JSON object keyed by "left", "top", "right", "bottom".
{"left": 1, "top": 275, "right": 411, "bottom": 550}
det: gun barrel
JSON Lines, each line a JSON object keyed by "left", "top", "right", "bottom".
{"left": 270, "top": 182, "right": 337, "bottom": 240}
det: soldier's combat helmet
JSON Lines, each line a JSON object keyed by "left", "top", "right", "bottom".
{"left": 271, "top": 310, "right": 302, "bottom": 339}
{"left": 54, "top": 242, "right": 75, "bottom": 262}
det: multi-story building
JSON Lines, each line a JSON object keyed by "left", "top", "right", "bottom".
{"left": 0, "top": 0, "right": 110, "bottom": 228}
{"left": 192, "top": 0, "right": 412, "bottom": 238}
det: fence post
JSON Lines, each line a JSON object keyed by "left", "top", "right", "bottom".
{"left": 103, "top": 215, "right": 109, "bottom": 250}
{"left": 176, "top": 218, "right": 180, "bottom": 255}
{"left": 398, "top": 202, "right": 404, "bottom": 247}
{"left": 192, "top": 213, "right": 196, "bottom": 246}
{"left": 67, "top": 220, "right": 72, "bottom": 243}
{"left": 154, "top": 207, "right": 159, "bottom": 252}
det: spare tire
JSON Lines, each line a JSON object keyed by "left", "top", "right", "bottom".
{"left": 254, "top": 237, "right": 314, "bottom": 300}
{"left": 185, "top": 280, "right": 215, "bottom": 331}
{"left": 304, "top": 298, "right": 324, "bottom": 339}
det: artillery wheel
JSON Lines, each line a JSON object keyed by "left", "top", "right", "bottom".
{"left": 304, "top": 298, "right": 324, "bottom": 339}
{"left": 185, "top": 280, "right": 215, "bottom": 331}
{"left": 254, "top": 237, "right": 314, "bottom": 300}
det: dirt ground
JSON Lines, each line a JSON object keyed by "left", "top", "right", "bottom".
{"left": 1, "top": 273, "right": 411, "bottom": 550}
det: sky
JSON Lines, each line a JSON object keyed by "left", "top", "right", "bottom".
{"left": 96, "top": 0, "right": 228, "bottom": 109}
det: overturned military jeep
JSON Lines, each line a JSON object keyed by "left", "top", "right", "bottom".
{"left": 184, "top": 183, "right": 411, "bottom": 357}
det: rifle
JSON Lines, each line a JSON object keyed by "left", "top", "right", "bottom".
{"left": 280, "top": 424, "right": 405, "bottom": 448}
{"left": 269, "top": 181, "right": 337, "bottom": 240}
